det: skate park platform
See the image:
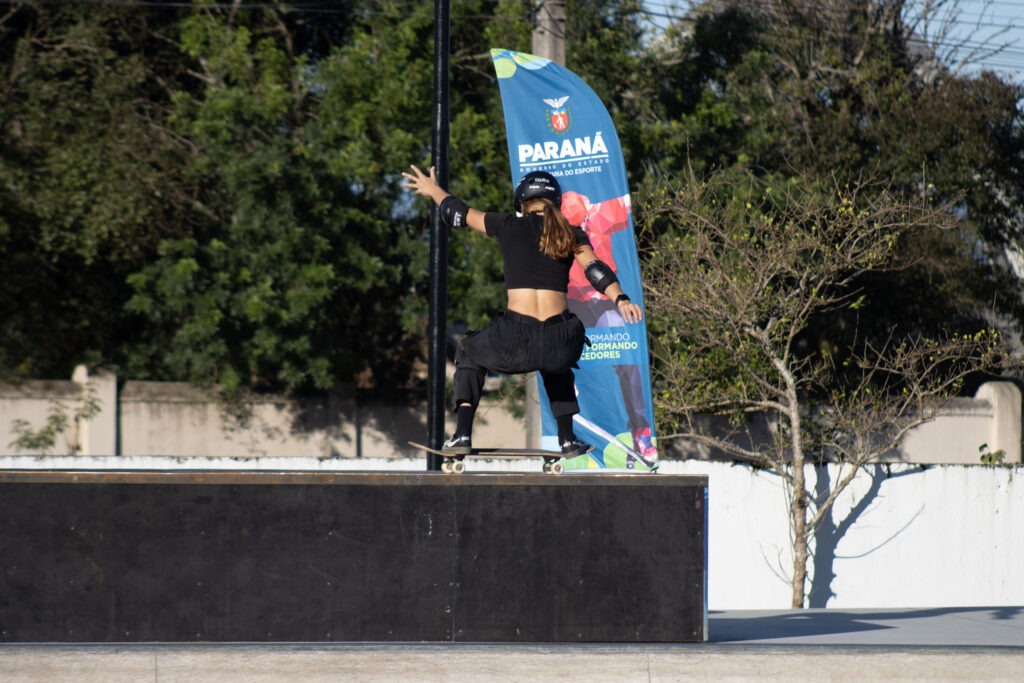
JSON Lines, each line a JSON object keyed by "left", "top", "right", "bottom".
{"left": 0, "top": 469, "right": 706, "bottom": 643}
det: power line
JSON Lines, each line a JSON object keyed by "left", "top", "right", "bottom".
{"left": 635, "top": 0, "right": 1024, "bottom": 78}
{"left": 638, "top": 0, "right": 1024, "bottom": 36}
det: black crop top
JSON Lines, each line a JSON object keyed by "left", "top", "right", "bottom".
{"left": 483, "top": 212, "right": 591, "bottom": 291}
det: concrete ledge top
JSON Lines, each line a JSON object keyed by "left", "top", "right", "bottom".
{"left": 0, "top": 469, "right": 707, "bottom": 487}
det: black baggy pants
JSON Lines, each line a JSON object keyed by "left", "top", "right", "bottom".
{"left": 453, "top": 309, "right": 586, "bottom": 418}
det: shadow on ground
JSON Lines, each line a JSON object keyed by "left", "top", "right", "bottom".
{"left": 709, "top": 606, "right": 1024, "bottom": 643}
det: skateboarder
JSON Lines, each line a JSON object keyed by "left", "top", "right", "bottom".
{"left": 402, "top": 165, "right": 643, "bottom": 456}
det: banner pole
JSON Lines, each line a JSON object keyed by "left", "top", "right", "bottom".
{"left": 427, "top": 0, "right": 450, "bottom": 470}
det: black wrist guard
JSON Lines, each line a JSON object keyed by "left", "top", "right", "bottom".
{"left": 439, "top": 195, "right": 470, "bottom": 227}
{"left": 615, "top": 294, "right": 631, "bottom": 305}
{"left": 584, "top": 259, "right": 619, "bottom": 294}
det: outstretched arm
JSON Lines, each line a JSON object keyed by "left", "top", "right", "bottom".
{"left": 402, "top": 165, "right": 486, "bottom": 234}
{"left": 574, "top": 245, "right": 643, "bottom": 323}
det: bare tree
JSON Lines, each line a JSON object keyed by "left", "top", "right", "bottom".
{"left": 640, "top": 169, "right": 1003, "bottom": 608}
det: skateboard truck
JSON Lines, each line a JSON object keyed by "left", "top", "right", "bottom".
{"left": 409, "top": 442, "right": 578, "bottom": 475}
{"left": 438, "top": 454, "right": 564, "bottom": 475}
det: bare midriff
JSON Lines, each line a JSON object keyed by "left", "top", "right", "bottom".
{"left": 505, "top": 288, "right": 569, "bottom": 321}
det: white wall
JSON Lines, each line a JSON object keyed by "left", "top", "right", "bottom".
{"left": 663, "top": 460, "right": 1024, "bottom": 610}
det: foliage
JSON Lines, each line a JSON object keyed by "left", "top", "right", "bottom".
{"left": 630, "top": 0, "right": 1024, "bottom": 353}
{"left": 8, "top": 384, "right": 102, "bottom": 455}
{"left": 978, "top": 443, "right": 1006, "bottom": 465}
{"left": 124, "top": 4, "right": 422, "bottom": 393}
{"left": 0, "top": 0, "right": 653, "bottom": 396}
{"left": 0, "top": 4, "right": 190, "bottom": 379}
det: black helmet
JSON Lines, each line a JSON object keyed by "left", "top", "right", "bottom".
{"left": 514, "top": 171, "right": 562, "bottom": 211}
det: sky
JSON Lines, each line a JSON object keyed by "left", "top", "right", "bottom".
{"left": 641, "top": 0, "right": 1024, "bottom": 85}
{"left": 923, "top": 0, "right": 1024, "bottom": 82}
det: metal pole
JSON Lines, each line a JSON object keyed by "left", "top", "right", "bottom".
{"left": 426, "top": 0, "right": 451, "bottom": 471}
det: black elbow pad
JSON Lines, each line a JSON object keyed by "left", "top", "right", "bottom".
{"left": 584, "top": 260, "right": 618, "bottom": 294}
{"left": 439, "top": 195, "right": 470, "bottom": 227}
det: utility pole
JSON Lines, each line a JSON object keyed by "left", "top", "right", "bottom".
{"left": 524, "top": 0, "right": 566, "bottom": 449}
{"left": 532, "top": 0, "right": 566, "bottom": 66}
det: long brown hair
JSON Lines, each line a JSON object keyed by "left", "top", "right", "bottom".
{"left": 526, "top": 198, "right": 577, "bottom": 259}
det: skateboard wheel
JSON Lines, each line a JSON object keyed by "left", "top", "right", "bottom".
{"left": 441, "top": 460, "right": 452, "bottom": 474}
{"left": 451, "top": 460, "right": 466, "bottom": 474}
{"left": 549, "top": 462, "right": 564, "bottom": 475}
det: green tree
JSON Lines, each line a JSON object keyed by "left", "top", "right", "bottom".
{"left": 126, "top": 3, "right": 433, "bottom": 394}
{"left": 0, "top": 1, "right": 660, "bottom": 394}
{"left": 0, "top": 3, "right": 191, "bottom": 379}
{"left": 632, "top": 0, "right": 1024, "bottom": 374}
{"left": 123, "top": 0, "right": 528, "bottom": 394}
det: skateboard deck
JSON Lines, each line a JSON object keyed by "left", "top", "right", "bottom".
{"left": 408, "top": 441, "right": 593, "bottom": 474}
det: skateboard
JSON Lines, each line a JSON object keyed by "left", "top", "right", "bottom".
{"left": 408, "top": 441, "right": 593, "bottom": 475}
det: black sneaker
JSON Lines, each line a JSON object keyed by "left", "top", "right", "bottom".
{"left": 442, "top": 434, "right": 472, "bottom": 455}
{"left": 560, "top": 438, "right": 590, "bottom": 457}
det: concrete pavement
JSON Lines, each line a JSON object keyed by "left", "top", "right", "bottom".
{"left": 710, "top": 606, "right": 1024, "bottom": 647}
{"left": 1, "top": 607, "right": 1022, "bottom": 681}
